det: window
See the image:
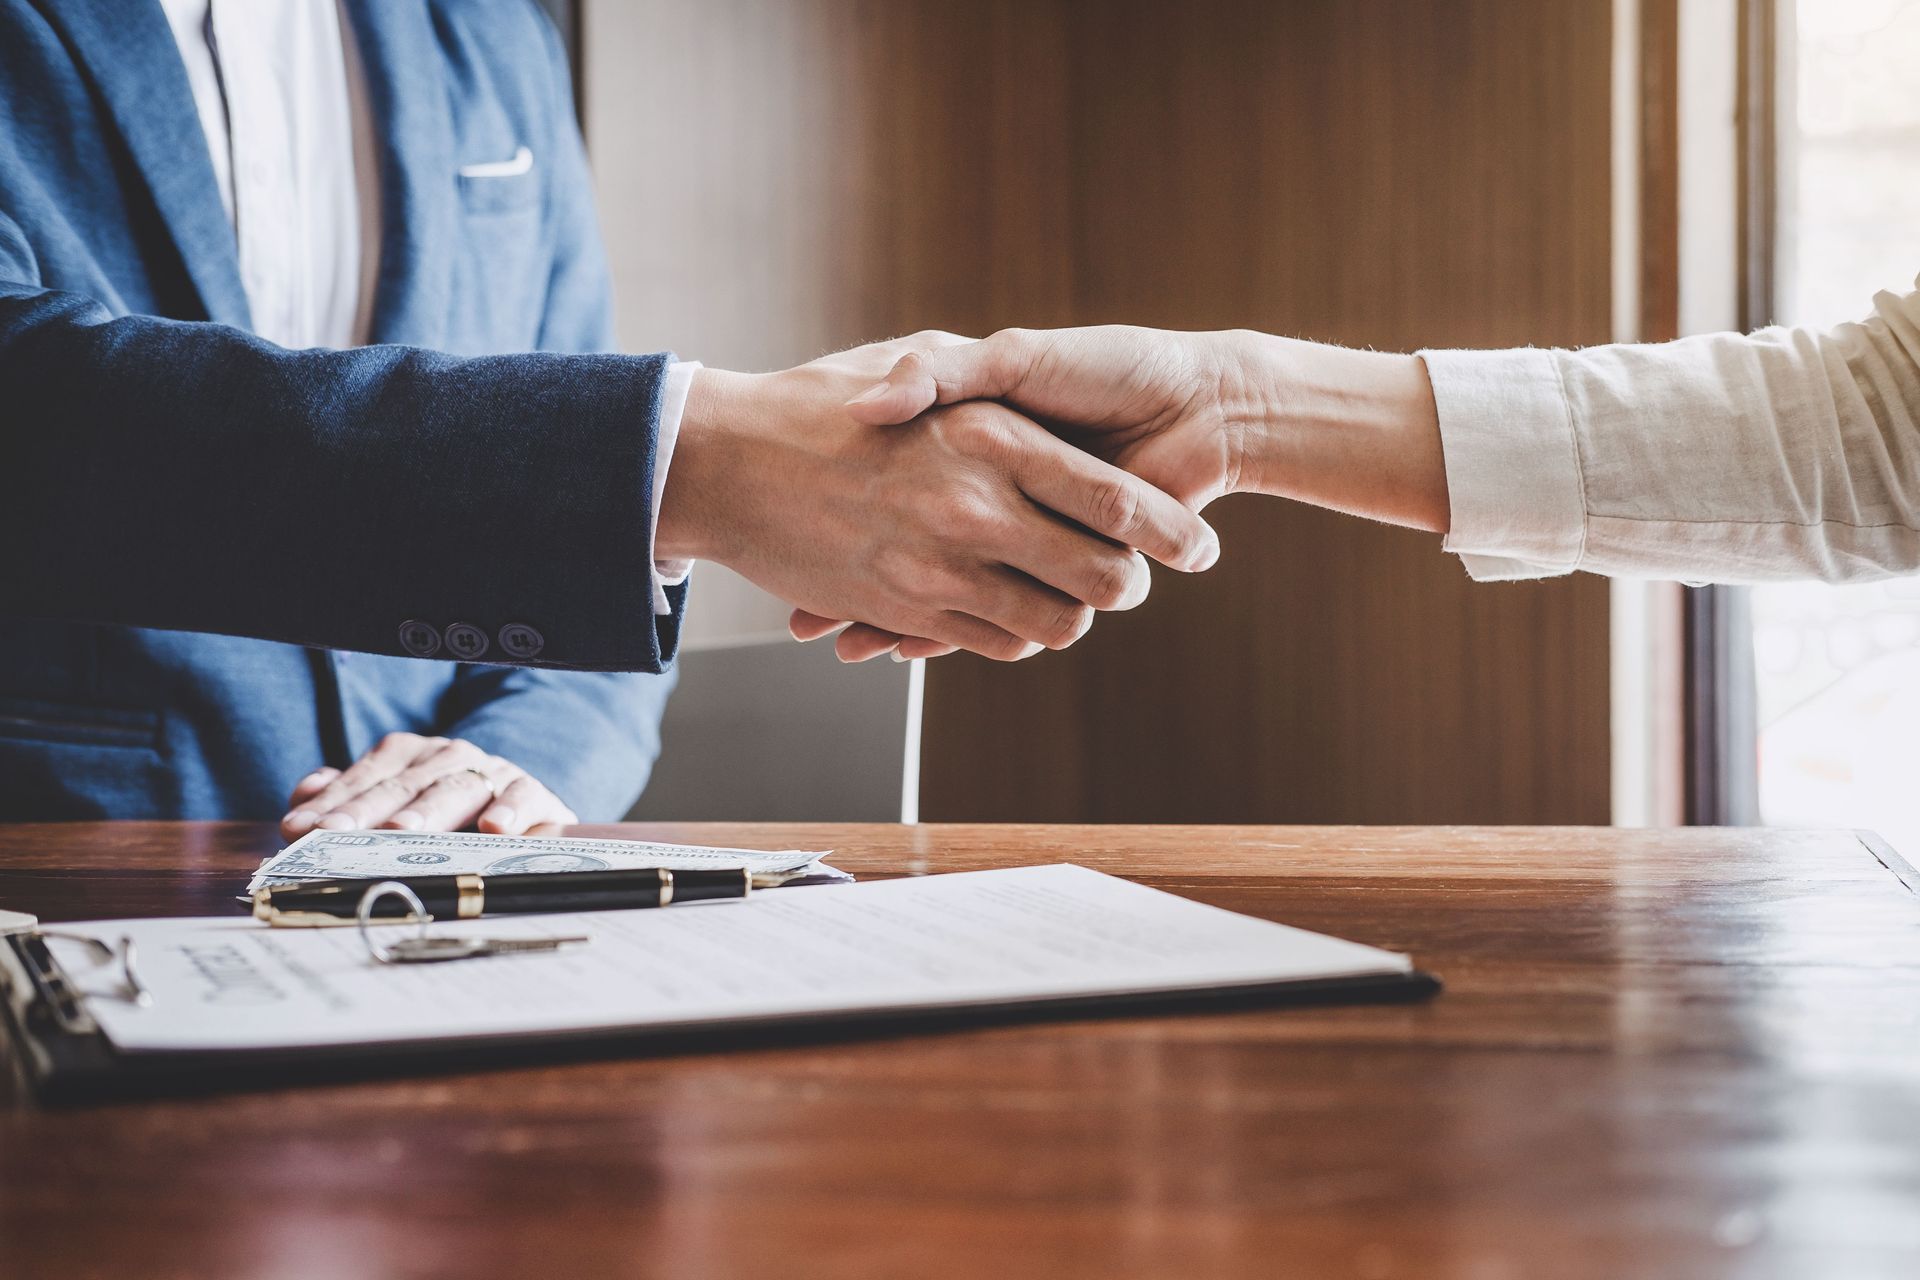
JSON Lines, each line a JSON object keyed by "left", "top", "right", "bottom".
{"left": 1749, "top": 0, "right": 1920, "bottom": 849}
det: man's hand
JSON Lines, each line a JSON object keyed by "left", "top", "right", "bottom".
{"left": 788, "top": 326, "right": 1240, "bottom": 660}
{"left": 794, "top": 326, "right": 1443, "bottom": 660}
{"left": 658, "top": 334, "right": 1221, "bottom": 664}
{"left": 843, "top": 326, "right": 1246, "bottom": 507}
{"left": 280, "top": 733, "right": 577, "bottom": 842}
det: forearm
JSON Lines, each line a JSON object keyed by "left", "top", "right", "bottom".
{"left": 1215, "top": 280, "right": 1920, "bottom": 586}
{"left": 0, "top": 285, "right": 680, "bottom": 670}
{"left": 1215, "top": 331, "right": 1450, "bottom": 533}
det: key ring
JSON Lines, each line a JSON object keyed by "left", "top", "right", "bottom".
{"left": 357, "top": 880, "right": 433, "bottom": 965}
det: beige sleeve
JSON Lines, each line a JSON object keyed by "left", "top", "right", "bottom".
{"left": 1422, "top": 276, "right": 1920, "bottom": 584}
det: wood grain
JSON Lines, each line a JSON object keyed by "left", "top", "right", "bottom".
{"left": 5, "top": 821, "right": 1919, "bottom": 1279}
{"left": 905, "top": 0, "right": 1617, "bottom": 824}
{"left": 1639, "top": 0, "right": 1683, "bottom": 344}
{"left": 591, "top": 0, "right": 1617, "bottom": 824}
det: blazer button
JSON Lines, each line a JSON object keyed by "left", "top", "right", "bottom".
{"left": 445, "top": 623, "right": 489, "bottom": 659}
{"left": 499, "top": 623, "right": 544, "bottom": 659}
{"left": 398, "top": 620, "right": 441, "bottom": 658}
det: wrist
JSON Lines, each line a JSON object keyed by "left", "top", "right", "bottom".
{"left": 655, "top": 367, "right": 763, "bottom": 564}
{"left": 1219, "top": 332, "right": 1449, "bottom": 533}
{"left": 1201, "top": 329, "right": 1290, "bottom": 496}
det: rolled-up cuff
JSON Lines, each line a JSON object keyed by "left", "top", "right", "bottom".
{"left": 1420, "top": 347, "right": 1587, "bottom": 581}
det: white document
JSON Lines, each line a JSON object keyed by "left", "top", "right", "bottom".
{"left": 50, "top": 864, "right": 1413, "bottom": 1054}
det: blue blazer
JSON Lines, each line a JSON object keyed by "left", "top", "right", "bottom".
{"left": 0, "top": 0, "right": 684, "bottom": 822}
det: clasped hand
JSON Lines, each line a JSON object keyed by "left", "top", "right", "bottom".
{"left": 657, "top": 332, "right": 1224, "bottom": 663}
{"left": 780, "top": 327, "right": 1246, "bottom": 662}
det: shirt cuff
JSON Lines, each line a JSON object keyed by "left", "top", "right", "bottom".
{"left": 1420, "top": 347, "right": 1588, "bottom": 581}
{"left": 650, "top": 360, "right": 699, "bottom": 615}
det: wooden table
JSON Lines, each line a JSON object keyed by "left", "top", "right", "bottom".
{"left": 3, "top": 823, "right": 1918, "bottom": 1279}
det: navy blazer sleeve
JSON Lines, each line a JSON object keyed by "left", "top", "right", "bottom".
{"left": 0, "top": 211, "right": 685, "bottom": 675}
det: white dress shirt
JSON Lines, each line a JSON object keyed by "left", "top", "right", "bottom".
{"left": 158, "top": 0, "right": 374, "bottom": 350}
{"left": 157, "top": 0, "right": 689, "bottom": 611}
{"left": 1426, "top": 278, "right": 1920, "bottom": 584}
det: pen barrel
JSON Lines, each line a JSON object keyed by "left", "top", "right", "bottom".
{"left": 663, "top": 868, "right": 756, "bottom": 904}
{"left": 485, "top": 868, "right": 674, "bottom": 913}
{"left": 260, "top": 866, "right": 757, "bottom": 922}
{"left": 485, "top": 867, "right": 751, "bottom": 911}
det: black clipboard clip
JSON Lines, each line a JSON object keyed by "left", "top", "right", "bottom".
{"left": 1, "top": 919, "right": 160, "bottom": 1101}
{"left": 2, "top": 919, "right": 149, "bottom": 1036}
{"left": 24, "top": 931, "right": 151, "bottom": 1028}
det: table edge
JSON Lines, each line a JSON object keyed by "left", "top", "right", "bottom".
{"left": 1856, "top": 829, "right": 1920, "bottom": 897}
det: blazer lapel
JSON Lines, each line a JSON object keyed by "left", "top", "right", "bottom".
{"left": 40, "top": 0, "right": 252, "bottom": 330}
{"left": 340, "top": 0, "right": 456, "bottom": 348}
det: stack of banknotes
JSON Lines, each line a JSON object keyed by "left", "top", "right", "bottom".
{"left": 245, "top": 828, "right": 845, "bottom": 897}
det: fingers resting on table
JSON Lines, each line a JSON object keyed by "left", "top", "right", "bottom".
{"left": 281, "top": 733, "right": 576, "bottom": 842}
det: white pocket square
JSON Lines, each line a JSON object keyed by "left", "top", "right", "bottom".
{"left": 458, "top": 146, "right": 533, "bottom": 179}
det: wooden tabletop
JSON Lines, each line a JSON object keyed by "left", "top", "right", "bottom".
{"left": 2, "top": 822, "right": 1918, "bottom": 1279}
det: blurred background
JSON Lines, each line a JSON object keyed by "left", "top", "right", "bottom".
{"left": 535, "top": 0, "right": 1920, "bottom": 844}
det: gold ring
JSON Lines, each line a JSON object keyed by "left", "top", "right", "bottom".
{"left": 453, "top": 767, "right": 498, "bottom": 800}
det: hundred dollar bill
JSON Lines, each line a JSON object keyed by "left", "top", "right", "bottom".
{"left": 246, "top": 828, "right": 841, "bottom": 894}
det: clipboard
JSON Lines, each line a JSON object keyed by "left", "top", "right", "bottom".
{"left": 3, "top": 866, "right": 1444, "bottom": 1103}
{"left": 1, "top": 926, "right": 1439, "bottom": 1103}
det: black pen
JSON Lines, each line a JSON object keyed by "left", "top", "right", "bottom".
{"left": 252, "top": 866, "right": 802, "bottom": 926}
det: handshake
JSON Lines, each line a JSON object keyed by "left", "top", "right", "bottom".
{"left": 284, "top": 327, "right": 1447, "bottom": 838}
{"left": 658, "top": 326, "right": 1449, "bottom": 664}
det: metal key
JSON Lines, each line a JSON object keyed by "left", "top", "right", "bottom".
{"left": 382, "top": 934, "right": 590, "bottom": 964}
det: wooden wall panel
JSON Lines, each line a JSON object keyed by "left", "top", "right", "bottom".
{"left": 591, "top": 0, "right": 1616, "bottom": 824}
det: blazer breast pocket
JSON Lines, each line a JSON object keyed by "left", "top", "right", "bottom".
{"left": 450, "top": 145, "right": 547, "bottom": 350}
{"left": 457, "top": 146, "right": 540, "bottom": 216}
